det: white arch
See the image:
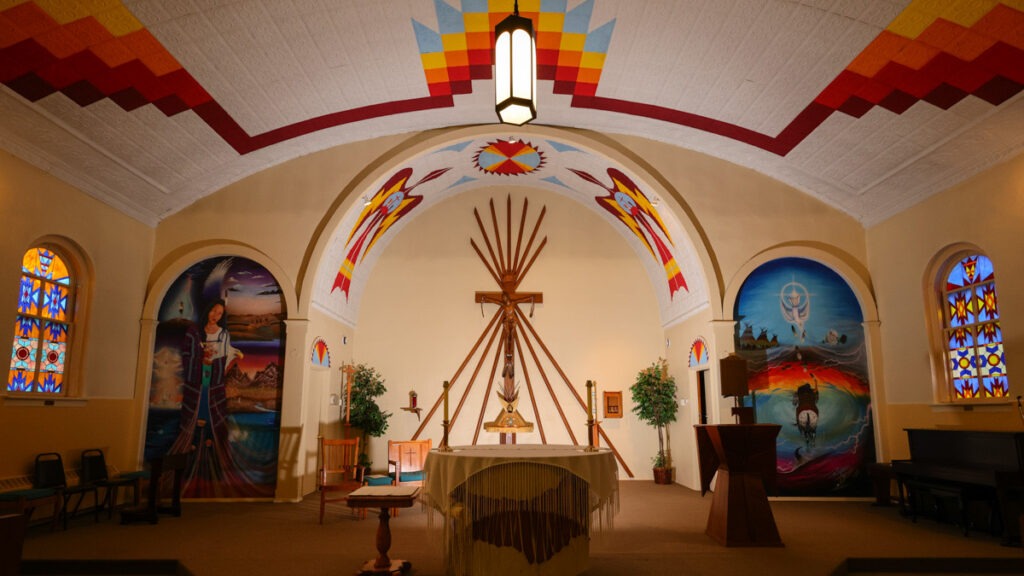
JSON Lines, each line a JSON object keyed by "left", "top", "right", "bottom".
{"left": 142, "top": 242, "right": 297, "bottom": 320}
{"left": 723, "top": 244, "right": 877, "bottom": 323}
{"left": 299, "top": 124, "right": 722, "bottom": 327}
{"left": 720, "top": 243, "right": 888, "bottom": 460}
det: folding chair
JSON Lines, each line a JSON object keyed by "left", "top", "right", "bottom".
{"left": 79, "top": 449, "right": 143, "bottom": 519}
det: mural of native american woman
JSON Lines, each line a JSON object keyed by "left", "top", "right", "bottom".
{"left": 146, "top": 256, "right": 285, "bottom": 498}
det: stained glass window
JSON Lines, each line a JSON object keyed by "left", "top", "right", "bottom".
{"left": 942, "top": 254, "right": 1008, "bottom": 400}
{"left": 8, "top": 247, "right": 75, "bottom": 394}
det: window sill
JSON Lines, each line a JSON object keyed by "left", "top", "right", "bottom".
{"left": 1, "top": 395, "right": 87, "bottom": 407}
{"left": 929, "top": 399, "right": 1014, "bottom": 411}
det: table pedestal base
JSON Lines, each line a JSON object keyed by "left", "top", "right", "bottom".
{"left": 358, "top": 559, "right": 411, "bottom": 576}
{"left": 346, "top": 486, "right": 420, "bottom": 576}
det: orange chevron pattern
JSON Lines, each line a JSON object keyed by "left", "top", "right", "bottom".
{"left": 815, "top": 0, "right": 1024, "bottom": 116}
{"left": 414, "top": 0, "right": 613, "bottom": 98}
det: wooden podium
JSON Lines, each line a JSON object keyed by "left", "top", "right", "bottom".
{"left": 346, "top": 486, "right": 421, "bottom": 575}
{"left": 695, "top": 424, "right": 783, "bottom": 547}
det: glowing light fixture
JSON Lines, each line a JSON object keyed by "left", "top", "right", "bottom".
{"left": 494, "top": 0, "right": 536, "bottom": 125}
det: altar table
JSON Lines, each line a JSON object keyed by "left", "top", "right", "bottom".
{"left": 423, "top": 445, "right": 618, "bottom": 576}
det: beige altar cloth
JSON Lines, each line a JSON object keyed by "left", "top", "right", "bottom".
{"left": 423, "top": 445, "right": 618, "bottom": 576}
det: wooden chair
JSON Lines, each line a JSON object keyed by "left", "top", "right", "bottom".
{"left": 362, "top": 440, "right": 431, "bottom": 517}
{"left": 318, "top": 437, "right": 363, "bottom": 523}
{"left": 387, "top": 439, "right": 431, "bottom": 487}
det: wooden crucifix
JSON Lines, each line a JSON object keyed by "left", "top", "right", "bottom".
{"left": 474, "top": 197, "right": 543, "bottom": 444}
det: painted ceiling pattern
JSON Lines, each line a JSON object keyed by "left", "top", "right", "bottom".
{"left": 0, "top": 0, "right": 1021, "bottom": 227}
{"left": 312, "top": 132, "right": 708, "bottom": 328}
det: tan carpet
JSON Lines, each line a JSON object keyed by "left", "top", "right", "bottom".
{"left": 20, "top": 481, "right": 1024, "bottom": 575}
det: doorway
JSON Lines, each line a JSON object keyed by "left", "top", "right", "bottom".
{"left": 697, "top": 369, "right": 709, "bottom": 425}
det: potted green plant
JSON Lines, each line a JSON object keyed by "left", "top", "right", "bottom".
{"left": 348, "top": 364, "right": 392, "bottom": 471}
{"left": 630, "top": 358, "right": 678, "bottom": 484}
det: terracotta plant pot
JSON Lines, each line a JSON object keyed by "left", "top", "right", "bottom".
{"left": 653, "top": 467, "right": 673, "bottom": 485}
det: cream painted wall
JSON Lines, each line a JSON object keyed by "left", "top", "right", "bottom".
{"left": 147, "top": 129, "right": 877, "bottom": 488}
{"left": 4, "top": 124, "right": 942, "bottom": 500}
{"left": 867, "top": 152, "right": 1024, "bottom": 458}
{"left": 151, "top": 134, "right": 409, "bottom": 292}
{"left": 0, "top": 150, "right": 153, "bottom": 480}
{"left": 352, "top": 188, "right": 666, "bottom": 478}
{"left": 613, "top": 134, "right": 869, "bottom": 298}
{"left": 664, "top": 307, "right": 716, "bottom": 490}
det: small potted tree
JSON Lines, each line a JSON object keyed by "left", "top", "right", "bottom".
{"left": 630, "top": 358, "right": 678, "bottom": 484}
{"left": 348, "top": 364, "right": 392, "bottom": 473}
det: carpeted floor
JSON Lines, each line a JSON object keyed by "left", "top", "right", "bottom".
{"left": 19, "top": 481, "right": 1024, "bottom": 575}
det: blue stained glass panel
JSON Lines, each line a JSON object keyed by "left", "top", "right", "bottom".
{"left": 947, "top": 290, "right": 974, "bottom": 327}
{"left": 978, "top": 343, "right": 1005, "bottom": 378}
{"left": 42, "top": 283, "right": 68, "bottom": 321}
{"left": 983, "top": 376, "right": 1009, "bottom": 397}
{"left": 43, "top": 322, "right": 67, "bottom": 342}
{"left": 946, "top": 327, "right": 972, "bottom": 349}
{"left": 974, "top": 255, "right": 995, "bottom": 283}
{"left": 7, "top": 369, "right": 30, "bottom": 392}
{"left": 15, "top": 316, "right": 39, "bottom": 339}
{"left": 38, "top": 371, "right": 61, "bottom": 393}
{"left": 950, "top": 348, "right": 976, "bottom": 379}
{"left": 946, "top": 255, "right": 995, "bottom": 289}
{"left": 975, "top": 285, "right": 998, "bottom": 322}
{"left": 17, "top": 276, "right": 39, "bottom": 315}
{"left": 953, "top": 378, "right": 980, "bottom": 398}
{"left": 975, "top": 322, "right": 1001, "bottom": 345}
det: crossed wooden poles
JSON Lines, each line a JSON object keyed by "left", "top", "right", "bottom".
{"left": 412, "top": 195, "right": 634, "bottom": 478}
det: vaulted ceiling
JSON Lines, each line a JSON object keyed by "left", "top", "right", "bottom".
{"left": 2, "top": 0, "right": 1022, "bottom": 227}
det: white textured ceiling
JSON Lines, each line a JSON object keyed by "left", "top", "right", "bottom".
{"left": 1, "top": 0, "right": 1022, "bottom": 227}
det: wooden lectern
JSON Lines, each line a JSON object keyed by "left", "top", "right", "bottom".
{"left": 695, "top": 424, "right": 783, "bottom": 547}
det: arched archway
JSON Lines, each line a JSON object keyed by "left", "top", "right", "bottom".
{"left": 721, "top": 247, "right": 884, "bottom": 495}
{"left": 138, "top": 245, "right": 299, "bottom": 499}
{"left": 300, "top": 125, "right": 721, "bottom": 326}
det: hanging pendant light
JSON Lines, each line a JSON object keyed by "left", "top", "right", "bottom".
{"left": 494, "top": 0, "right": 536, "bottom": 125}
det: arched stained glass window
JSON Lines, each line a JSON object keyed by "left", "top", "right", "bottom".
{"left": 8, "top": 247, "right": 76, "bottom": 394}
{"left": 942, "top": 254, "right": 1007, "bottom": 399}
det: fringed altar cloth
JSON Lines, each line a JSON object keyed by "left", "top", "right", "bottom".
{"left": 423, "top": 445, "right": 618, "bottom": 576}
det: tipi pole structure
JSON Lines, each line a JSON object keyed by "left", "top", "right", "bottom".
{"left": 450, "top": 314, "right": 504, "bottom": 428}
{"left": 513, "top": 313, "right": 577, "bottom": 445}
{"left": 516, "top": 306, "right": 634, "bottom": 478}
{"left": 473, "top": 208, "right": 503, "bottom": 275}
{"left": 512, "top": 206, "right": 545, "bottom": 280}
{"left": 512, "top": 196, "right": 527, "bottom": 272}
{"left": 412, "top": 307, "right": 502, "bottom": 439}
{"left": 471, "top": 323, "right": 509, "bottom": 445}
{"left": 513, "top": 331, "right": 546, "bottom": 443}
